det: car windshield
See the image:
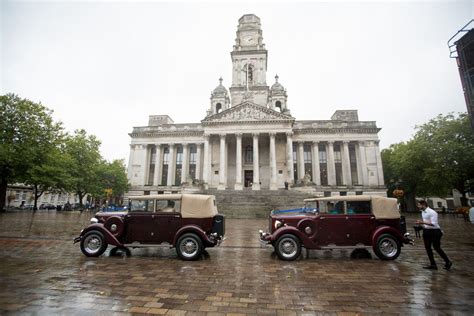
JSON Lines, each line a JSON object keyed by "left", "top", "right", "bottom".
{"left": 303, "top": 201, "right": 318, "bottom": 212}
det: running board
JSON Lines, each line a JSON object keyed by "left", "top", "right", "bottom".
{"left": 319, "top": 245, "right": 371, "bottom": 250}
{"left": 123, "top": 243, "right": 173, "bottom": 248}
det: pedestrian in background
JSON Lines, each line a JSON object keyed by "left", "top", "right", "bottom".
{"left": 416, "top": 200, "right": 452, "bottom": 270}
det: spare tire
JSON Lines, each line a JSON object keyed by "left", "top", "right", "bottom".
{"left": 104, "top": 216, "right": 124, "bottom": 237}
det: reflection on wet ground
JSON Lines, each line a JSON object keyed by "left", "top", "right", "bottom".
{"left": 0, "top": 210, "right": 473, "bottom": 314}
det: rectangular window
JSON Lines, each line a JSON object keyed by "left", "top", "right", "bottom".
{"left": 189, "top": 146, "right": 197, "bottom": 165}
{"left": 334, "top": 144, "right": 343, "bottom": 185}
{"left": 130, "top": 200, "right": 154, "bottom": 212}
{"left": 293, "top": 143, "right": 298, "bottom": 181}
{"left": 347, "top": 201, "right": 371, "bottom": 214}
{"left": 162, "top": 165, "right": 168, "bottom": 185}
{"left": 303, "top": 144, "right": 312, "bottom": 163}
{"left": 319, "top": 200, "right": 345, "bottom": 215}
{"left": 175, "top": 146, "right": 183, "bottom": 186}
{"left": 155, "top": 199, "right": 181, "bottom": 213}
{"left": 349, "top": 144, "right": 359, "bottom": 185}
{"left": 319, "top": 144, "right": 328, "bottom": 185}
{"left": 147, "top": 147, "right": 156, "bottom": 185}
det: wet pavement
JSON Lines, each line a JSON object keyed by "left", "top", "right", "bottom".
{"left": 0, "top": 210, "right": 473, "bottom": 315}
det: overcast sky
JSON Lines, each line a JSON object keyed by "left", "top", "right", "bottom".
{"left": 2, "top": 0, "right": 472, "bottom": 164}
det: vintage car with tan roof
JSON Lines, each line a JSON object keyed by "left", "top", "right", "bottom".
{"left": 259, "top": 195, "right": 413, "bottom": 261}
{"left": 74, "top": 194, "right": 225, "bottom": 260}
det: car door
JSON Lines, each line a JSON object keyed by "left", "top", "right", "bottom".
{"left": 124, "top": 199, "right": 157, "bottom": 243}
{"left": 314, "top": 201, "right": 348, "bottom": 246}
{"left": 125, "top": 211, "right": 157, "bottom": 243}
{"left": 345, "top": 200, "right": 376, "bottom": 245}
{"left": 152, "top": 211, "right": 181, "bottom": 243}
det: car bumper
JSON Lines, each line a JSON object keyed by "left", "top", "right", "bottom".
{"left": 259, "top": 230, "right": 272, "bottom": 247}
{"left": 73, "top": 236, "right": 82, "bottom": 244}
{"left": 403, "top": 233, "right": 415, "bottom": 245}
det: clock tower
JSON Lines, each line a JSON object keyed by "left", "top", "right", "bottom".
{"left": 230, "top": 14, "right": 269, "bottom": 107}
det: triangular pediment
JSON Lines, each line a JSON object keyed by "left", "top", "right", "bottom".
{"left": 202, "top": 101, "right": 294, "bottom": 125}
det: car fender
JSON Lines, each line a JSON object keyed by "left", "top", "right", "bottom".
{"left": 173, "top": 225, "right": 213, "bottom": 247}
{"left": 371, "top": 226, "right": 404, "bottom": 247}
{"left": 269, "top": 226, "right": 313, "bottom": 247}
{"left": 80, "top": 223, "right": 123, "bottom": 247}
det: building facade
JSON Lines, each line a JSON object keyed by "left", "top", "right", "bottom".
{"left": 127, "top": 14, "right": 385, "bottom": 197}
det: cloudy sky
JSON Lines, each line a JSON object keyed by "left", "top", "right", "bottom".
{"left": 2, "top": 0, "right": 472, "bottom": 163}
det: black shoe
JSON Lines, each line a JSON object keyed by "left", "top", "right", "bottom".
{"left": 444, "top": 261, "right": 452, "bottom": 270}
{"left": 423, "top": 265, "right": 438, "bottom": 270}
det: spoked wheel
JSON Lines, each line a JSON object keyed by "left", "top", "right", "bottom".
{"left": 80, "top": 231, "right": 108, "bottom": 257}
{"left": 176, "top": 233, "right": 203, "bottom": 261}
{"left": 275, "top": 234, "right": 301, "bottom": 261}
{"left": 374, "top": 234, "right": 401, "bottom": 260}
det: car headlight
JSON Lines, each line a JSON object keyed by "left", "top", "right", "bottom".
{"left": 274, "top": 220, "right": 282, "bottom": 229}
{"left": 90, "top": 218, "right": 99, "bottom": 224}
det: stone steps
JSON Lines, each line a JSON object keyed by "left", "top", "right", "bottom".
{"left": 203, "top": 189, "right": 315, "bottom": 218}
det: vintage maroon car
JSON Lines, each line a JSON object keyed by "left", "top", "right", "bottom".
{"left": 259, "top": 195, "right": 413, "bottom": 261}
{"left": 74, "top": 194, "right": 225, "bottom": 260}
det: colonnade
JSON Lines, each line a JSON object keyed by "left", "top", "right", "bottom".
{"left": 135, "top": 133, "right": 382, "bottom": 190}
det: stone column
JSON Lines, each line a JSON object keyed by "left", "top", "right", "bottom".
{"left": 297, "top": 141, "right": 305, "bottom": 180}
{"left": 181, "top": 143, "right": 189, "bottom": 184}
{"left": 196, "top": 143, "right": 202, "bottom": 180}
{"left": 142, "top": 145, "right": 149, "bottom": 185}
{"left": 269, "top": 133, "right": 277, "bottom": 190}
{"left": 286, "top": 132, "right": 294, "bottom": 184}
{"left": 312, "top": 141, "right": 321, "bottom": 186}
{"left": 327, "top": 141, "right": 336, "bottom": 185}
{"left": 252, "top": 133, "right": 261, "bottom": 190}
{"left": 202, "top": 135, "right": 210, "bottom": 186}
{"left": 153, "top": 144, "right": 162, "bottom": 186}
{"left": 374, "top": 141, "right": 385, "bottom": 186}
{"left": 342, "top": 141, "right": 352, "bottom": 186}
{"left": 234, "top": 133, "right": 243, "bottom": 190}
{"left": 218, "top": 134, "right": 226, "bottom": 190}
{"left": 167, "top": 144, "right": 175, "bottom": 186}
{"left": 358, "top": 141, "right": 368, "bottom": 185}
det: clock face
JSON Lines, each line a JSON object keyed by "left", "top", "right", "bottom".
{"left": 245, "top": 36, "right": 254, "bottom": 43}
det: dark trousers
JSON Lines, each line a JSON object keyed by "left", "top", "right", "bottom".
{"left": 423, "top": 229, "right": 450, "bottom": 266}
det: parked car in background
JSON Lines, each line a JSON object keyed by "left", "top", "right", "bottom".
{"left": 39, "top": 203, "right": 56, "bottom": 210}
{"left": 74, "top": 194, "right": 225, "bottom": 260}
{"left": 259, "top": 195, "right": 413, "bottom": 261}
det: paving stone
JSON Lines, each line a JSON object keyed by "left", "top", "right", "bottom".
{"left": 0, "top": 212, "right": 473, "bottom": 315}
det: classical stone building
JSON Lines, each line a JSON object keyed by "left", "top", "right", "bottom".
{"left": 127, "top": 14, "right": 385, "bottom": 197}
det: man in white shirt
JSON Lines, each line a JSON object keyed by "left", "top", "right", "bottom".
{"left": 416, "top": 200, "right": 452, "bottom": 270}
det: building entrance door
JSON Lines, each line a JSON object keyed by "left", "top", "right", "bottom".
{"left": 244, "top": 170, "right": 253, "bottom": 187}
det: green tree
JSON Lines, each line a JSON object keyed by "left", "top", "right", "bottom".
{"left": 0, "top": 94, "right": 64, "bottom": 211}
{"left": 95, "top": 159, "right": 130, "bottom": 205}
{"left": 414, "top": 113, "right": 474, "bottom": 205}
{"left": 382, "top": 113, "right": 474, "bottom": 211}
{"left": 63, "top": 129, "right": 102, "bottom": 209}
{"left": 25, "top": 145, "right": 73, "bottom": 210}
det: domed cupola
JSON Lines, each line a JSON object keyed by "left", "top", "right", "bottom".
{"left": 270, "top": 75, "right": 285, "bottom": 94}
{"left": 208, "top": 77, "right": 230, "bottom": 116}
{"left": 269, "top": 75, "right": 290, "bottom": 114}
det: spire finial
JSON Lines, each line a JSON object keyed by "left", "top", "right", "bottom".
{"left": 219, "top": 77, "right": 223, "bottom": 86}
{"left": 275, "top": 74, "right": 279, "bottom": 82}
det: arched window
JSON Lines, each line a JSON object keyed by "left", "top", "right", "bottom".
{"left": 243, "top": 64, "right": 254, "bottom": 86}
{"left": 275, "top": 101, "right": 282, "bottom": 112}
{"left": 248, "top": 65, "right": 254, "bottom": 84}
{"left": 216, "top": 103, "right": 222, "bottom": 113}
